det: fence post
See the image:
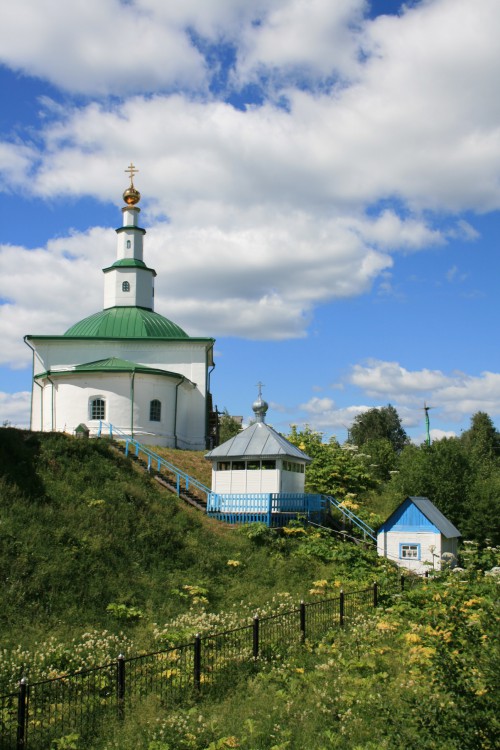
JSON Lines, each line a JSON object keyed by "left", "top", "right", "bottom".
{"left": 253, "top": 616, "right": 260, "bottom": 659}
{"left": 194, "top": 634, "right": 201, "bottom": 691}
{"left": 300, "top": 601, "right": 306, "bottom": 643}
{"left": 373, "top": 581, "right": 378, "bottom": 608}
{"left": 117, "top": 654, "right": 125, "bottom": 721}
{"left": 16, "top": 678, "right": 27, "bottom": 750}
{"left": 400, "top": 574, "right": 405, "bottom": 592}
{"left": 267, "top": 494, "right": 272, "bottom": 527}
{"left": 339, "top": 590, "right": 345, "bottom": 628}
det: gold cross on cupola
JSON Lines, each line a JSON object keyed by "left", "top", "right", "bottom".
{"left": 125, "top": 162, "right": 139, "bottom": 186}
{"left": 123, "top": 163, "right": 141, "bottom": 205}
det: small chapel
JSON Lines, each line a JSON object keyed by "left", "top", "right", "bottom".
{"left": 25, "top": 166, "right": 216, "bottom": 449}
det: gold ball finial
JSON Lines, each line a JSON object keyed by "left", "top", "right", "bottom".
{"left": 123, "top": 162, "right": 141, "bottom": 205}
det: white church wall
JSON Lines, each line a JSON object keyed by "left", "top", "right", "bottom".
{"left": 30, "top": 371, "right": 208, "bottom": 449}
{"left": 30, "top": 340, "right": 210, "bottom": 395}
{"left": 103, "top": 268, "right": 154, "bottom": 310}
{"left": 172, "top": 381, "right": 206, "bottom": 450}
{"left": 117, "top": 228, "right": 144, "bottom": 261}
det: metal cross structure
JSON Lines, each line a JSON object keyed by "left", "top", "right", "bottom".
{"left": 423, "top": 402, "right": 434, "bottom": 447}
{"left": 256, "top": 381, "right": 265, "bottom": 398}
{"left": 125, "top": 162, "right": 139, "bottom": 186}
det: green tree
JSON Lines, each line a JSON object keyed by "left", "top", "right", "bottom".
{"left": 461, "top": 411, "right": 500, "bottom": 465}
{"left": 392, "top": 438, "right": 471, "bottom": 529}
{"left": 218, "top": 409, "right": 242, "bottom": 445}
{"left": 358, "top": 437, "right": 398, "bottom": 481}
{"left": 464, "top": 469, "right": 500, "bottom": 545}
{"left": 350, "top": 404, "right": 409, "bottom": 453}
{"left": 287, "top": 426, "right": 378, "bottom": 498}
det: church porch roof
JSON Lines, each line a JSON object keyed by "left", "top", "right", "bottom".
{"left": 34, "top": 356, "right": 195, "bottom": 385}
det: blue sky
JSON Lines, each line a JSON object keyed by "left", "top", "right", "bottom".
{"left": 1, "top": 0, "right": 500, "bottom": 443}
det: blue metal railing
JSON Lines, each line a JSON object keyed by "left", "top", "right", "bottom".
{"left": 97, "top": 422, "right": 212, "bottom": 504}
{"left": 322, "top": 495, "right": 376, "bottom": 541}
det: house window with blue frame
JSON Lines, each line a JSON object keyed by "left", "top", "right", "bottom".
{"left": 399, "top": 543, "right": 420, "bottom": 560}
{"left": 90, "top": 397, "right": 106, "bottom": 421}
{"left": 150, "top": 399, "right": 161, "bottom": 422}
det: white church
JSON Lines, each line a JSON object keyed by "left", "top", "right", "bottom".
{"left": 25, "top": 166, "right": 216, "bottom": 449}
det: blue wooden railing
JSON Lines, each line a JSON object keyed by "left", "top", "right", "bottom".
{"left": 97, "top": 422, "right": 212, "bottom": 504}
{"left": 207, "top": 492, "right": 325, "bottom": 527}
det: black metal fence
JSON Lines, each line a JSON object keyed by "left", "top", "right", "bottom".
{"left": 0, "top": 575, "right": 424, "bottom": 750}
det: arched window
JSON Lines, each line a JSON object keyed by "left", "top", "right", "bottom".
{"left": 150, "top": 399, "right": 161, "bottom": 422}
{"left": 90, "top": 397, "right": 105, "bottom": 420}
{"left": 122, "top": 281, "right": 130, "bottom": 292}
{"left": 126, "top": 240, "right": 131, "bottom": 249}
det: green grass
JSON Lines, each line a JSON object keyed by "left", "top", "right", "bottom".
{"left": 1, "top": 429, "right": 499, "bottom": 749}
{"left": 0, "top": 429, "right": 395, "bottom": 657}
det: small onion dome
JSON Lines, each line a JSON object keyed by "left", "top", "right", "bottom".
{"left": 252, "top": 395, "right": 269, "bottom": 423}
{"left": 123, "top": 186, "right": 141, "bottom": 205}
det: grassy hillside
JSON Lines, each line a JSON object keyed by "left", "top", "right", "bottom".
{"left": 152, "top": 445, "right": 212, "bottom": 488}
{"left": 0, "top": 429, "right": 395, "bottom": 654}
{"left": 1, "top": 430, "right": 498, "bottom": 749}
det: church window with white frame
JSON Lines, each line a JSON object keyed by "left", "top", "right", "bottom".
{"left": 150, "top": 399, "right": 161, "bottom": 422}
{"left": 90, "top": 397, "right": 106, "bottom": 421}
{"left": 122, "top": 281, "right": 130, "bottom": 292}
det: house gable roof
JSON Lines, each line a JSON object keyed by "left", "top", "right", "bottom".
{"left": 378, "top": 496, "right": 461, "bottom": 538}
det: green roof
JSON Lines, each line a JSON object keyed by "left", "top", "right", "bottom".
{"left": 73, "top": 357, "right": 181, "bottom": 376}
{"left": 64, "top": 307, "right": 190, "bottom": 339}
{"left": 35, "top": 357, "right": 193, "bottom": 383}
{"left": 105, "top": 259, "right": 149, "bottom": 269}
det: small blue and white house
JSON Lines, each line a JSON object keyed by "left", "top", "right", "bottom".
{"left": 377, "top": 496, "right": 461, "bottom": 574}
{"left": 205, "top": 391, "right": 324, "bottom": 526}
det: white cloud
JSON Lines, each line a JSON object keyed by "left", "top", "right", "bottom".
{"left": 348, "top": 359, "right": 500, "bottom": 424}
{"left": 236, "top": 0, "right": 366, "bottom": 84}
{"left": 0, "top": 0, "right": 207, "bottom": 96}
{"left": 0, "top": 392, "right": 31, "bottom": 428}
{"left": 349, "top": 360, "right": 451, "bottom": 397}
{"left": 298, "top": 396, "right": 369, "bottom": 432}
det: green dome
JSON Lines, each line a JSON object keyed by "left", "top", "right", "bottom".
{"left": 64, "top": 306, "right": 189, "bottom": 339}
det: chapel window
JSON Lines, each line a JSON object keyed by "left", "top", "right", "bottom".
{"left": 122, "top": 281, "right": 130, "bottom": 292}
{"left": 126, "top": 240, "right": 131, "bottom": 249}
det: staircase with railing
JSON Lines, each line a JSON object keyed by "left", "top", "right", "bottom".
{"left": 97, "top": 422, "right": 377, "bottom": 539}
{"left": 97, "top": 422, "right": 211, "bottom": 509}
{"left": 322, "top": 495, "right": 377, "bottom": 541}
